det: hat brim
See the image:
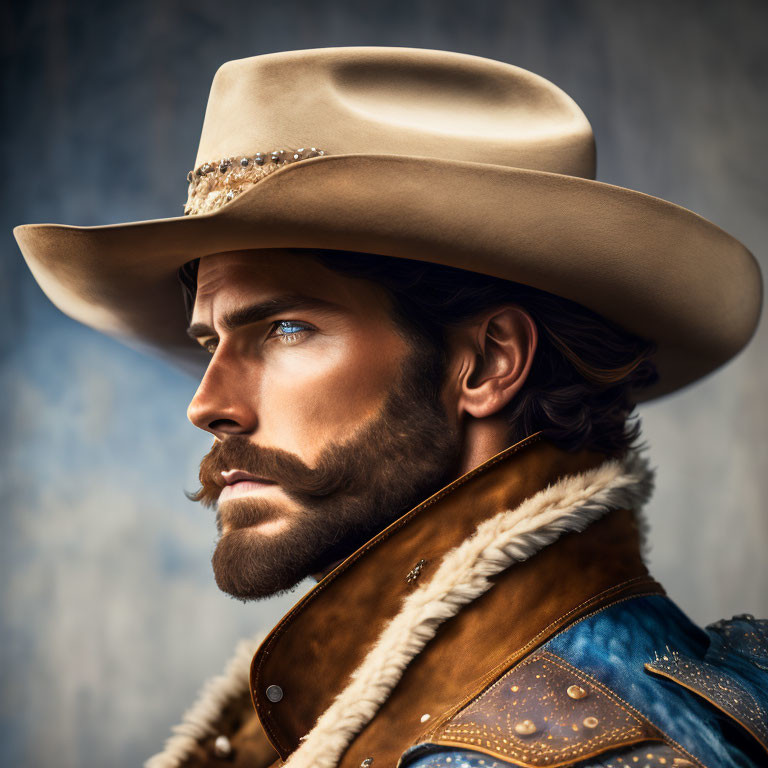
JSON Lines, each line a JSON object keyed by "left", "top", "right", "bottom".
{"left": 13, "top": 153, "right": 762, "bottom": 401}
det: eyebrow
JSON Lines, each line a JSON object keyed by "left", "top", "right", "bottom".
{"left": 186, "top": 294, "right": 344, "bottom": 341}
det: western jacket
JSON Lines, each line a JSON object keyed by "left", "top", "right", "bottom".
{"left": 146, "top": 433, "right": 768, "bottom": 768}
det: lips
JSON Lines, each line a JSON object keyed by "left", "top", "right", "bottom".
{"left": 220, "top": 469, "right": 275, "bottom": 486}
{"left": 218, "top": 469, "right": 278, "bottom": 504}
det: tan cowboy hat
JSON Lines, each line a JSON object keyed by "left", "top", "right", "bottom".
{"left": 13, "top": 46, "right": 762, "bottom": 401}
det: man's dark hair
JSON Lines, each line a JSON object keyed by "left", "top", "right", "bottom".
{"left": 178, "top": 249, "right": 658, "bottom": 459}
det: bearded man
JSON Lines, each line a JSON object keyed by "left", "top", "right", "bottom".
{"left": 13, "top": 47, "right": 767, "bottom": 768}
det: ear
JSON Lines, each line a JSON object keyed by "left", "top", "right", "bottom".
{"left": 451, "top": 305, "right": 538, "bottom": 420}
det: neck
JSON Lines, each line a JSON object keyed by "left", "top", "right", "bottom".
{"left": 455, "top": 414, "right": 517, "bottom": 475}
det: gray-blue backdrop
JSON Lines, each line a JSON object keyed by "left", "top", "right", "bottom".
{"left": 2, "top": 1, "right": 767, "bottom": 766}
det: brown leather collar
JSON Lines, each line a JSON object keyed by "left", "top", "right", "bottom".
{"left": 249, "top": 433, "right": 663, "bottom": 766}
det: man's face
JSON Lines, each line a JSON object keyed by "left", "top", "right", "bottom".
{"left": 186, "top": 250, "right": 462, "bottom": 600}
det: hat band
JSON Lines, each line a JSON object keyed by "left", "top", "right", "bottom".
{"left": 183, "top": 147, "right": 327, "bottom": 216}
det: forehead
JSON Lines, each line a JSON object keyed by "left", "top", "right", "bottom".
{"left": 190, "top": 249, "right": 391, "bottom": 323}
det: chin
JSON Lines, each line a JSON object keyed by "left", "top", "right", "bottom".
{"left": 211, "top": 527, "right": 309, "bottom": 601}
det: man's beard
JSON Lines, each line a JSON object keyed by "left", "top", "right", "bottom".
{"left": 188, "top": 348, "right": 462, "bottom": 600}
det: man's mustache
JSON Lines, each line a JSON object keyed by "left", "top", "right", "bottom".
{"left": 186, "top": 435, "right": 349, "bottom": 508}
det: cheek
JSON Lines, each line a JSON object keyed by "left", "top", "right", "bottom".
{"left": 256, "top": 331, "right": 407, "bottom": 461}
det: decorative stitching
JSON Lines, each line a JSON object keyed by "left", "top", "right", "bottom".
{"left": 645, "top": 655, "right": 768, "bottom": 754}
{"left": 544, "top": 652, "right": 703, "bottom": 768}
{"left": 430, "top": 649, "right": 661, "bottom": 766}
{"left": 518, "top": 578, "right": 663, "bottom": 659}
{"left": 421, "top": 581, "right": 664, "bottom": 740}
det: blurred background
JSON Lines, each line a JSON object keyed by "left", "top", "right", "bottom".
{"left": 2, "top": 1, "right": 767, "bottom": 766}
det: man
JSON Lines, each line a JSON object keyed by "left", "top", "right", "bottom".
{"left": 13, "top": 47, "right": 767, "bottom": 768}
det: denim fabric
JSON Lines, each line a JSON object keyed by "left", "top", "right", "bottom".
{"left": 399, "top": 746, "right": 531, "bottom": 767}
{"left": 399, "top": 595, "right": 768, "bottom": 768}
{"left": 400, "top": 744, "right": 686, "bottom": 768}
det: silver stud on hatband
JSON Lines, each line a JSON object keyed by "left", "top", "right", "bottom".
{"left": 184, "top": 147, "right": 328, "bottom": 216}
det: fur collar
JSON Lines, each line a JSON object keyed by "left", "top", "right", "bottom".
{"left": 145, "top": 633, "right": 266, "bottom": 768}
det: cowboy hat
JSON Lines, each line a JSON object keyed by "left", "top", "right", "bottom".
{"left": 12, "top": 46, "right": 762, "bottom": 401}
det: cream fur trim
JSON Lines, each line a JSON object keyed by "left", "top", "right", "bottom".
{"left": 284, "top": 450, "right": 655, "bottom": 768}
{"left": 144, "top": 631, "right": 266, "bottom": 768}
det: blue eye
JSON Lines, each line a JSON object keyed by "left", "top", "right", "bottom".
{"left": 270, "top": 320, "right": 314, "bottom": 344}
{"left": 275, "top": 321, "right": 308, "bottom": 335}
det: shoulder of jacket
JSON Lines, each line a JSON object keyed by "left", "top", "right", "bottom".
{"left": 400, "top": 609, "right": 768, "bottom": 768}
{"left": 399, "top": 648, "right": 694, "bottom": 768}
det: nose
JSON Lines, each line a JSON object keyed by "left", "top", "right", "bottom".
{"left": 186, "top": 349, "right": 258, "bottom": 438}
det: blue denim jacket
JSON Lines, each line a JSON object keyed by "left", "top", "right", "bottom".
{"left": 400, "top": 595, "right": 768, "bottom": 768}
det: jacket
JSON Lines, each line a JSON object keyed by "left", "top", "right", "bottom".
{"left": 146, "top": 433, "right": 768, "bottom": 768}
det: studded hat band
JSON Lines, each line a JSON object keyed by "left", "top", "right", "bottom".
{"left": 183, "top": 147, "right": 327, "bottom": 216}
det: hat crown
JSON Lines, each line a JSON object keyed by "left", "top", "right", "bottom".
{"left": 194, "top": 46, "right": 596, "bottom": 179}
